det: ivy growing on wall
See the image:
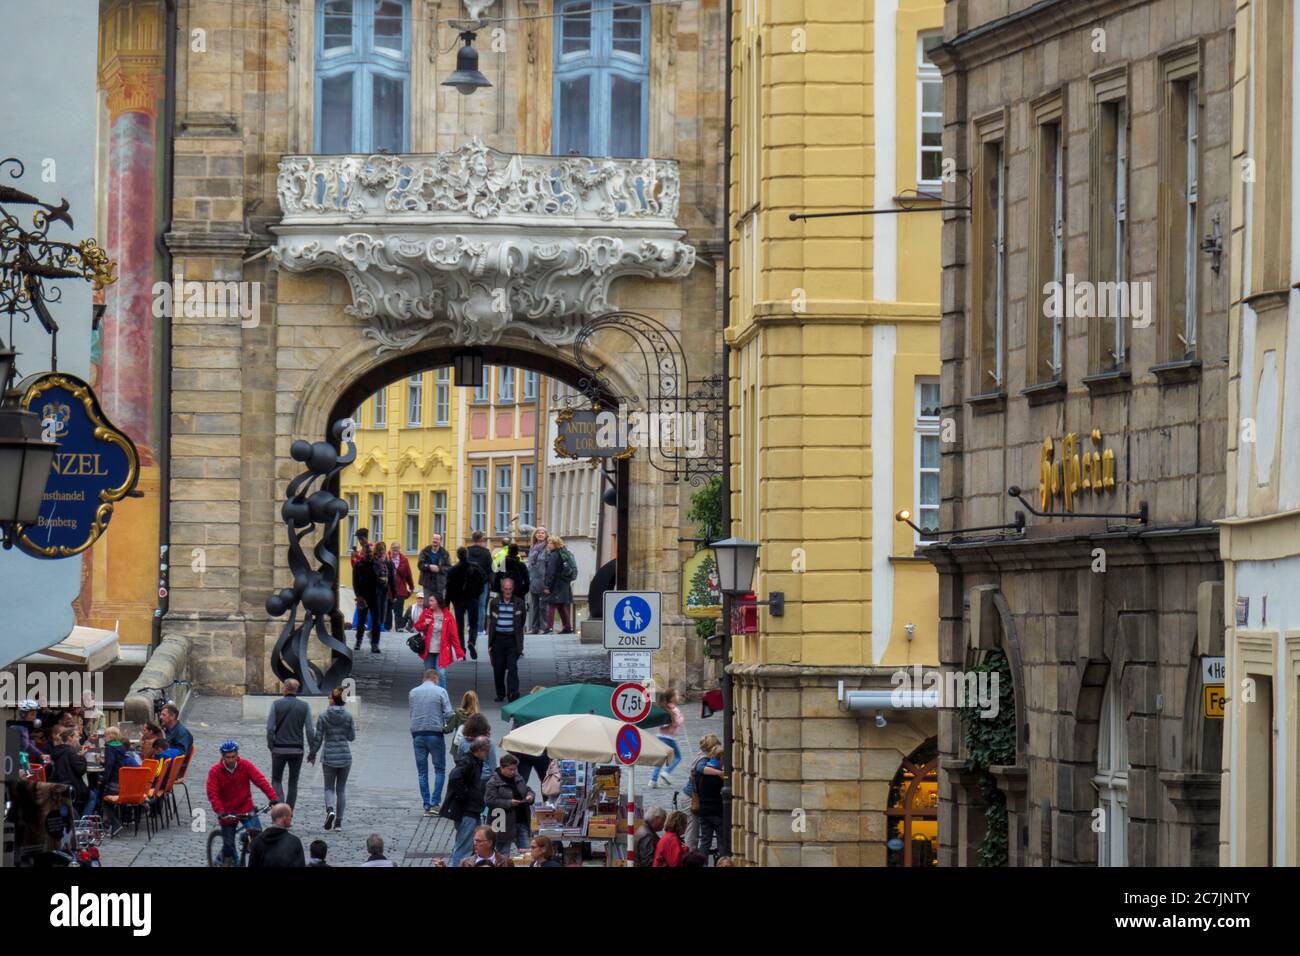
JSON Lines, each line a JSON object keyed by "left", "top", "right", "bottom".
{"left": 958, "top": 648, "right": 1016, "bottom": 866}
{"left": 687, "top": 474, "right": 723, "bottom": 542}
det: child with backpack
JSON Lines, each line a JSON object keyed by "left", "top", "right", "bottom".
{"left": 542, "top": 535, "right": 578, "bottom": 634}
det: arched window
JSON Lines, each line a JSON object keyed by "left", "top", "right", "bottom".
{"left": 886, "top": 738, "right": 939, "bottom": 867}
{"left": 1093, "top": 676, "right": 1129, "bottom": 866}
{"left": 316, "top": 0, "right": 410, "bottom": 154}
{"left": 553, "top": 0, "right": 650, "bottom": 157}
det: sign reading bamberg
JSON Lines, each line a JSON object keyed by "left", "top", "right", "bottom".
{"left": 554, "top": 406, "right": 631, "bottom": 460}
{"left": 15, "top": 372, "right": 140, "bottom": 559}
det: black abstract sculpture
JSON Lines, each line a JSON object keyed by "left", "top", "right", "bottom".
{"left": 265, "top": 419, "right": 356, "bottom": 694}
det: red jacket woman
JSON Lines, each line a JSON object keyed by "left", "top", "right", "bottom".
{"left": 392, "top": 551, "right": 415, "bottom": 600}
{"left": 652, "top": 827, "right": 689, "bottom": 867}
{"left": 415, "top": 598, "right": 464, "bottom": 669}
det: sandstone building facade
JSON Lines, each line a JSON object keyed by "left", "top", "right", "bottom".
{"left": 929, "top": 0, "right": 1231, "bottom": 866}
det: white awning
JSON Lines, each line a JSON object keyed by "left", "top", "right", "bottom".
{"left": 20, "top": 623, "right": 120, "bottom": 672}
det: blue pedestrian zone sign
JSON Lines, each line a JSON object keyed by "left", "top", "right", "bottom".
{"left": 602, "top": 591, "right": 662, "bottom": 650}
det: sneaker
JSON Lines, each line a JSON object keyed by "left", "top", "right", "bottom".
{"left": 324, "top": 809, "right": 336, "bottom": 831}
{"left": 424, "top": 808, "right": 438, "bottom": 817}
{"left": 468, "top": 645, "right": 478, "bottom": 660}
{"left": 371, "top": 646, "right": 381, "bottom": 653}
{"left": 660, "top": 772, "right": 674, "bottom": 787}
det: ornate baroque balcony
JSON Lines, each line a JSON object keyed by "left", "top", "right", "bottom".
{"left": 272, "top": 138, "right": 695, "bottom": 351}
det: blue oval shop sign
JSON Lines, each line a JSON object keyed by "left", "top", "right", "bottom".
{"left": 15, "top": 372, "right": 140, "bottom": 559}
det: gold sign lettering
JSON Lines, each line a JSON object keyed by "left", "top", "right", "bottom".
{"left": 1038, "top": 429, "right": 1118, "bottom": 513}
{"left": 50, "top": 453, "right": 109, "bottom": 477}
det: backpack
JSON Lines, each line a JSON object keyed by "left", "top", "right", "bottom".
{"left": 558, "top": 549, "right": 578, "bottom": 583}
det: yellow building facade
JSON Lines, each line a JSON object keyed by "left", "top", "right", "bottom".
{"left": 339, "top": 370, "right": 460, "bottom": 589}
{"left": 727, "top": 0, "right": 944, "bottom": 866}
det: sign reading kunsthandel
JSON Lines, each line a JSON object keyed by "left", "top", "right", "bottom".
{"left": 15, "top": 372, "right": 140, "bottom": 559}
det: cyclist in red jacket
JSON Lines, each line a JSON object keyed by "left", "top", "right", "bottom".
{"left": 207, "top": 740, "right": 278, "bottom": 865}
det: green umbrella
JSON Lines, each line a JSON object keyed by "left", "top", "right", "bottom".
{"left": 501, "top": 682, "right": 671, "bottom": 729}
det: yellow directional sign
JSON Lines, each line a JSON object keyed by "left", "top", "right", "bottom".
{"left": 1204, "top": 685, "right": 1226, "bottom": 719}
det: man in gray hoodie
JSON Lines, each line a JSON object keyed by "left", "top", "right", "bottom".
{"left": 266, "top": 679, "right": 317, "bottom": 810}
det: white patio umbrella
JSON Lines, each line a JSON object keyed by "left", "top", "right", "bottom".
{"left": 501, "top": 713, "right": 671, "bottom": 767}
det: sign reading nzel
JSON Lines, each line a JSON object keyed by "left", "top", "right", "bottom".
{"left": 554, "top": 406, "right": 632, "bottom": 461}
{"left": 15, "top": 373, "right": 140, "bottom": 558}
{"left": 1039, "top": 428, "right": 1117, "bottom": 512}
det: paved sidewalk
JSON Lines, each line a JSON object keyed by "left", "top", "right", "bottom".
{"left": 99, "top": 623, "right": 721, "bottom": 867}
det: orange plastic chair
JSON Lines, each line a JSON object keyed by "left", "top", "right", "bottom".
{"left": 104, "top": 766, "right": 154, "bottom": 838}
{"left": 171, "top": 746, "right": 196, "bottom": 817}
{"left": 148, "top": 757, "right": 177, "bottom": 828}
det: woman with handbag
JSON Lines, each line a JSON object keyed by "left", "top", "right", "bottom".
{"left": 413, "top": 592, "right": 464, "bottom": 687}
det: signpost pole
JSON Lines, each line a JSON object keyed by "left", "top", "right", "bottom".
{"left": 626, "top": 757, "right": 636, "bottom": 866}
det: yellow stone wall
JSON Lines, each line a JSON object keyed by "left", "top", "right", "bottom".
{"left": 726, "top": 0, "right": 944, "bottom": 866}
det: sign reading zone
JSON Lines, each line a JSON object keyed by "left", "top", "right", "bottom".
{"left": 602, "top": 591, "right": 662, "bottom": 650}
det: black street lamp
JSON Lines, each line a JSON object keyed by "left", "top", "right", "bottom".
{"left": 442, "top": 28, "right": 493, "bottom": 96}
{"left": 710, "top": 536, "right": 784, "bottom": 615}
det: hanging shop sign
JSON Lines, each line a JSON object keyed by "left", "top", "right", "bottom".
{"left": 681, "top": 547, "right": 722, "bottom": 619}
{"left": 554, "top": 406, "right": 633, "bottom": 461}
{"left": 14, "top": 372, "right": 140, "bottom": 558}
{"left": 1039, "top": 428, "right": 1117, "bottom": 512}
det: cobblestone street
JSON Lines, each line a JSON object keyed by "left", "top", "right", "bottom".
{"left": 100, "top": 626, "right": 720, "bottom": 867}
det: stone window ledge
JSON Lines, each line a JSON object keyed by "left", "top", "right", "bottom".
{"left": 1021, "top": 379, "right": 1066, "bottom": 406}
{"left": 1151, "top": 358, "right": 1202, "bottom": 386}
{"left": 1082, "top": 368, "right": 1132, "bottom": 397}
{"left": 967, "top": 391, "right": 1006, "bottom": 415}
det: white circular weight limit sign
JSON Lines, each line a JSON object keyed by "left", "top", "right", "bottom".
{"left": 611, "top": 682, "right": 650, "bottom": 723}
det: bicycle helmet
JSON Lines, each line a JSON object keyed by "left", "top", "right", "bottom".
{"left": 17, "top": 699, "right": 39, "bottom": 713}
{"left": 219, "top": 740, "right": 240, "bottom": 754}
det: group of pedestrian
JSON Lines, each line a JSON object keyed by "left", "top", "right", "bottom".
{"left": 348, "top": 529, "right": 415, "bottom": 653}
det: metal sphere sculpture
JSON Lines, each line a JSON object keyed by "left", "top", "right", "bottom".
{"left": 264, "top": 419, "right": 356, "bottom": 693}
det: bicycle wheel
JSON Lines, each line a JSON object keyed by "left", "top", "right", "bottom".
{"left": 239, "top": 829, "right": 253, "bottom": 866}
{"left": 205, "top": 828, "right": 225, "bottom": 867}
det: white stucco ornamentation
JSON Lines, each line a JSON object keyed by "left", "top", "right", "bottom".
{"left": 272, "top": 140, "right": 693, "bottom": 350}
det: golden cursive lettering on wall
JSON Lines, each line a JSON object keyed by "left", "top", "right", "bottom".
{"left": 1039, "top": 428, "right": 1117, "bottom": 512}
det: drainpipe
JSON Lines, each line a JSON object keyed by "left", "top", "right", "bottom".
{"left": 719, "top": 0, "right": 734, "bottom": 860}
{"left": 150, "top": 0, "right": 177, "bottom": 651}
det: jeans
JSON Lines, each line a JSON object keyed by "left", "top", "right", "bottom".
{"left": 526, "top": 592, "right": 545, "bottom": 632}
{"left": 322, "top": 764, "right": 350, "bottom": 825}
{"left": 368, "top": 591, "right": 389, "bottom": 647}
{"left": 422, "top": 656, "right": 447, "bottom": 688}
{"left": 412, "top": 732, "right": 447, "bottom": 810}
{"left": 696, "top": 814, "right": 726, "bottom": 857}
{"left": 271, "top": 752, "right": 304, "bottom": 809}
{"left": 451, "top": 813, "right": 479, "bottom": 867}
{"left": 454, "top": 600, "right": 479, "bottom": 651}
{"left": 514, "top": 821, "right": 531, "bottom": 852}
{"left": 490, "top": 638, "right": 520, "bottom": 701}
{"left": 650, "top": 736, "right": 682, "bottom": 783}
{"left": 221, "top": 814, "right": 262, "bottom": 864}
{"left": 477, "top": 589, "right": 490, "bottom": 636}
{"left": 546, "top": 603, "right": 572, "bottom": 633}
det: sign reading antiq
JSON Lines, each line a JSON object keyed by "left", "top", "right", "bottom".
{"left": 15, "top": 372, "right": 140, "bottom": 558}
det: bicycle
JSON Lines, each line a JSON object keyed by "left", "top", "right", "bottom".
{"left": 137, "top": 679, "right": 191, "bottom": 721}
{"left": 205, "top": 803, "right": 273, "bottom": 867}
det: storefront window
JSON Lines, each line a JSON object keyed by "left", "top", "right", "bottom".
{"left": 886, "top": 737, "right": 939, "bottom": 867}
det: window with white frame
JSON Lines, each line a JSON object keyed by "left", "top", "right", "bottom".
{"left": 315, "top": 0, "right": 410, "bottom": 154}
{"left": 471, "top": 467, "right": 487, "bottom": 533}
{"left": 522, "top": 370, "right": 539, "bottom": 402}
{"left": 553, "top": 0, "right": 649, "bottom": 157}
{"left": 373, "top": 386, "right": 387, "bottom": 427}
{"left": 352, "top": 405, "right": 363, "bottom": 429}
{"left": 435, "top": 368, "right": 450, "bottom": 425}
{"left": 914, "top": 379, "right": 941, "bottom": 542}
{"left": 520, "top": 463, "right": 536, "bottom": 528}
{"left": 1183, "top": 79, "right": 1199, "bottom": 354}
{"left": 407, "top": 374, "right": 423, "bottom": 426}
{"left": 346, "top": 493, "right": 359, "bottom": 545}
{"left": 369, "top": 492, "right": 385, "bottom": 542}
{"left": 495, "top": 464, "right": 513, "bottom": 534}
{"left": 498, "top": 366, "right": 516, "bottom": 403}
{"left": 474, "top": 368, "right": 491, "bottom": 404}
{"left": 917, "top": 33, "right": 943, "bottom": 186}
{"left": 433, "top": 490, "right": 447, "bottom": 537}
{"left": 1093, "top": 676, "right": 1129, "bottom": 866}
{"left": 404, "top": 491, "right": 420, "bottom": 553}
